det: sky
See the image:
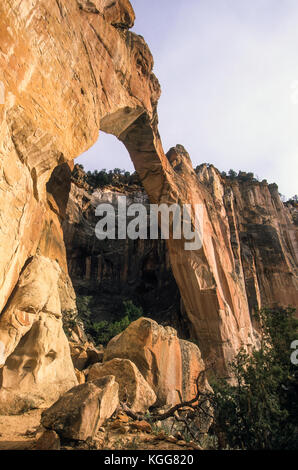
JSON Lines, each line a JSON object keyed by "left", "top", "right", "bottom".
{"left": 77, "top": 0, "right": 298, "bottom": 199}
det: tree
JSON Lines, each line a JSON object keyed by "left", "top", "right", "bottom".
{"left": 285, "top": 195, "right": 298, "bottom": 207}
{"left": 209, "top": 307, "right": 298, "bottom": 450}
{"left": 228, "top": 169, "right": 237, "bottom": 179}
{"left": 76, "top": 297, "right": 143, "bottom": 346}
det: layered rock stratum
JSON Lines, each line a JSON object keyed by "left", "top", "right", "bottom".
{"left": 0, "top": 0, "right": 297, "bottom": 413}
{"left": 64, "top": 162, "right": 298, "bottom": 358}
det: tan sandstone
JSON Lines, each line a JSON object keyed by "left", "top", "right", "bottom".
{"left": 0, "top": 255, "right": 77, "bottom": 414}
{"left": 41, "top": 376, "right": 119, "bottom": 441}
{"left": 104, "top": 317, "right": 209, "bottom": 406}
{"left": 87, "top": 358, "right": 157, "bottom": 412}
{"left": 35, "top": 430, "right": 61, "bottom": 451}
{"left": 0, "top": 0, "right": 255, "bottom": 386}
{"left": 0, "top": 0, "right": 297, "bottom": 414}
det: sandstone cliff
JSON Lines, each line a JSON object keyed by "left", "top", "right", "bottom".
{"left": 64, "top": 163, "right": 298, "bottom": 347}
{"left": 196, "top": 165, "right": 298, "bottom": 314}
{"left": 0, "top": 0, "right": 297, "bottom": 413}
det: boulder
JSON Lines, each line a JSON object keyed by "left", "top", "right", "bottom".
{"left": 70, "top": 342, "right": 104, "bottom": 371}
{"left": 179, "top": 339, "right": 209, "bottom": 401}
{"left": 0, "top": 255, "right": 77, "bottom": 414}
{"left": 41, "top": 376, "right": 119, "bottom": 441}
{"left": 0, "top": 313, "right": 78, "bottom": 414}
{"left": 0, "top": 256, "right": 77, "bottom": 414}
{"left": 104, "top": 318, "right": 208, "bottom": 406}
{"left": 87, "top": 358, "right": 156, "bottom": 412}
{"left": 0, "top": 256, "right": 62, "bottom": 366}
{"left": 86, "top": 344, "right": 104, "bottom": 364}
{"left": 36, "top": 430, "right": 61, "bottom": 450}
{"left": 71, "top": 347, "right": 88, "bottom": 371}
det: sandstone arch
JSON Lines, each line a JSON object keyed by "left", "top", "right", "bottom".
{"left": 0, "top": 0, "right": 256, "bottom": 410}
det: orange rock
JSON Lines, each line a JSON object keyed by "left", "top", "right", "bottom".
{"left": 41, "top": 376, "right": 119, "bottom": 441}
{"left": 104, "top": 318, "right": 209, "bottom": 406}
{"left": 70, "top": 342, "right": 103, "bottom": 371}
{"left": 0, "top": 0, "right": 296, "bottom": 417}
{"left": 117, "top": 413, "right": 131, "bottom": 424}
{"left": 100, "top": 0, "right": 136, "bottom": 29}
{"left": 0, "top": 256, "right": 77, "bottom": 414}
{"left": 130, "top": 421, "right": 152, "bottom": 434}
{"left": 155, "top": 431, "right": 166, "bottom": 440}
{"left": 87, "top": 358, "right": 156, "bottom": 412}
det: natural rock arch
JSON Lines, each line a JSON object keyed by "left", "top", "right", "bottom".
{"left": 0, "top": 0, "right": 255, "bottom": 410}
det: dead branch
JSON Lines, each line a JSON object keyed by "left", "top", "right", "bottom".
{"left": 120, "top": 369, "right": 213, "bottom": 423}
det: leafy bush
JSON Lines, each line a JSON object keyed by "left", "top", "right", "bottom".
{"left": 228, "top": 169, "right": 238, "bottom": 179}
{"left": 76, "top": 166, "right": 141, "bottom": 189}
{"left": 76, "top": 297, "right": 143, "bottom": 346}
{"left": 76, "top": 295, "right": 93, "bottom": 318}
{"left": 286, "top": 195, "right": 298, "bottom": 207}
{"left": 209, "top": 307, "right": 298, "bottom": 450}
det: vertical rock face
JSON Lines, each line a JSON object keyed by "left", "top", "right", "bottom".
{"left": 0, "top": 0, "right": 296, "bottom": 412}
{"left": 0, "top": 0, "right": 163, "bottom": 409}
{"left": 196, "top": 165, "right": 298, "bottom": 316}
{"left": 62, "top": 173, "right": 187, "bottom": 334}
{"left": 0, "top": 0, "right": 160, "bottom": 315}
{"left": 157, "top": 147, "right": 255, "bottom": 375}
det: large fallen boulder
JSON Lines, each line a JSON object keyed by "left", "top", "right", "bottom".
{"left": 179, "top": 339, "right": 209, "bottom": 401}
{"left": 41, "top": 376, "right": 119, "bottom": 441}
{"left": 104, "top": 318, "right": 209, "bottom": 406}
{"left": 87, "top": 358, "right": 156, "bottom": 412}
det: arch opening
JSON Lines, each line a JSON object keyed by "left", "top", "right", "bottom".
{"left": 58, "top": 124, "right": 189, "bottom": 341}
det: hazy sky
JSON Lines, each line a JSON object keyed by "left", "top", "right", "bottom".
{"left": 77, "top": 0, "right": 298, "bottom": 199}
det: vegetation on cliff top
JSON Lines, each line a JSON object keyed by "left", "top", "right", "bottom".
{"left": 75, "top": 164, "right": 297, "bottom": 205}
{"left": 74, "top": 164, "right": 141, "bottom": 190}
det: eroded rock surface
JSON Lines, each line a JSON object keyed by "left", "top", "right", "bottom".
{"left": 35, "top": 430, "right": 61, "bottom": 451}
{"left": 0, "top": 0, "right": 162, "bottom": 409}
{"left": 104, "top": 317, "right": 209, "bottom": 406}
{"left": 0, "top": 0, "right": 297, "bottom": 413}
{"left": 64, "top": 168, "right": 298, "bottom": 371}
{"left": 41, "top": 376, "right": 119, "bottom": 441}
{"left": 70, "top": 341, "right": 103, "bottom": 371}
{"left": 87, "top": 358, "right": 157, "bottom": 412}
{"left": 0, "top": 255, "right": 77, "bottom": 414}
{"left": 0, "top": 0, "right": 254, "bottom": 382}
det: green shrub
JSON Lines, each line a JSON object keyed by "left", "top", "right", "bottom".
{"left": 209, "top": 307, "right": 298, "bottom": 450}
{"left": 76, "top": 297, "right": 143, "bottom": 346}
{"left": 78, "top": 167, "right": 140, "bottom": 189}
